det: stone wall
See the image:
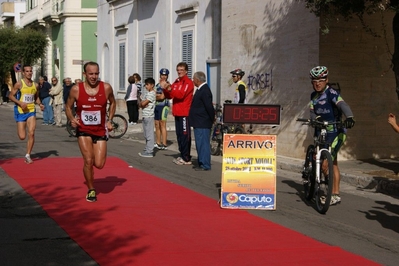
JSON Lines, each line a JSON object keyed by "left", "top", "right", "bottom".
{"left": 320, "top": 11, "right": 397, "bottom": 159}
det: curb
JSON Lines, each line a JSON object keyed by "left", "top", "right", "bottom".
{"left": 277, "top": 156, "right": 399, "bottom": 198}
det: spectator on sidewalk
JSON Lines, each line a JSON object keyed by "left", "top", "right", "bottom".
{"left": 154, "top": 68, "right": 170, "bottom": 150}
{"left": 124, "top": 75, "right": 139, "bottom": 125}
{"left": 189, "top": 71, "right": 215, "bottom": 171}
{"left": 8, "top": 65, "right": 44, "bottom": 164}
{"left": 160, "top": 62, "right": 194, "bottom": 165}
{"left": 49, "top": 77, "right": 64, "bottom": 127}
{"left": 63, "top": 77, "right": 73, "bottom": 107}
{"left": 39, "top": 76, "right": 55, "bottom": 125}
{"left": 138, "top": 77, "right": 156, "bottom": 158}
{"left": 388, "top": 113, "right": 399, "bottom": 133}
{"left": 1, "top": 81, "right": 9, "bottom": 104}
{"left": 230, "top": 68, "right": 248, "bottom": 104}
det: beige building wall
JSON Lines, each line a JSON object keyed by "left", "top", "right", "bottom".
{"left": 320, "top": 12, "right": 398, "bottom": 159}
{"left": 222, "top": 0, "right": 398, "bottom": 160}
{"left": 221, "top": 0, "right": 321, "bottom": 159}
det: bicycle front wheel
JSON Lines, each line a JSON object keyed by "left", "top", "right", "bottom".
{"left": 315, "top": 150, "right": 334, "bottom": 214}
{"left": 109, "top": 114, "right": 128, "bottom": 139}
{"left": 302, "top": 145, "right": 315, "bottom": 201}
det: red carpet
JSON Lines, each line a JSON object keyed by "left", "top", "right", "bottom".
{"left": 1, "top": 157, "right": 378, "bottom": 265}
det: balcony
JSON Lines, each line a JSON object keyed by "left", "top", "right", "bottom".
{"left": 20, "top": 0, "right": 64, "bottom": 27}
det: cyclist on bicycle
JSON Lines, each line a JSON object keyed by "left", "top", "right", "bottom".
{"left": 230, "top": 69, "right": 248, "bottom": 104}
{"left": 308, "top": 66, "right": 355, "bottom": 205}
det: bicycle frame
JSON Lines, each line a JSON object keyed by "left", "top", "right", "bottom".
{"left": 297, "top": 118, "right": 340, "bottom": 214}
{"left": 314, "top": 128, "right": 330, "bottom": 185}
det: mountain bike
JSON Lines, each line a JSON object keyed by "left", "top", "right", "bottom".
{"left": 297, "top": 118, "right": 341, "bottom": 214}
{"left": 66, "top": 113, "right": 128, "bottom": 139}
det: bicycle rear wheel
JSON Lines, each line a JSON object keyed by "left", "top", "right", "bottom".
{"left": 315, "top": 150, "right": 334, "bottom": 214}
{"left": 66, "top": 120, "right": 77, "bottom": 137}
{"left": 302, "top": 145, "right": 315, "bottom": 201}
{"left": 234, "top": 126, "right": 245, "bottom": 134}
{"left": 109, "top": 114, "right": 128, "bottom": 139}
{"left": 210, "top": 124, "right": 222, "bottom": 156}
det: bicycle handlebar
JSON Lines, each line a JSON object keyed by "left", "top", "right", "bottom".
{"left": 296, "top": 118, "right": 343, "bottom": 128}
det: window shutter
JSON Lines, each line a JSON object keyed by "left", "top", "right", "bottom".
{"left": 182, "top": 31, "right": 193, "bottom": 77}
{"left": 119, "top": 43, "right": 126, "bottom": 90}
{"left": 142, "top": 39, "right": 154, "bottom": 80}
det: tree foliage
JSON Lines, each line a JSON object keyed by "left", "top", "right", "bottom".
{"left": 304, "top": 0, "right": 398, "bottom": 35}
{"left": 0, "top": 26, "right": 48, "bottom": 80}
{"left": 303, "top": 0, "right": 399, "bottom": 99}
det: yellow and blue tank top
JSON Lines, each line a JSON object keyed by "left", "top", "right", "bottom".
{"left": 16, "top": 79, "right": 37, "bottom": 114}
{"left": 234, "top": 80, "right": 248, "bottom": 104}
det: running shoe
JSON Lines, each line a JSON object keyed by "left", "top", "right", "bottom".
{"left": 172, "top": 157, "right": 182, "bottom": 163}
{"left": 330, "top": 194, "right": 341, "bottom": 205}
{"left": 320, "top": 195, "right": 341, "bottom": 205}
{"left": 25, "top": 155, "right": 33, "bottom": 164}
{"left": 158, "top": 144, "right": 168, "bottom": 150}
{"left": 86, "top": 189, "right": 97, "bottom": 202}
{"left": 174, "top": 157, "right": 192, "bottom": 165}
{"left": 154, "top": 143, "right": 161, "bottom": 149}
{"left": 139, "top": 152, "right": 154, "bottom": 158}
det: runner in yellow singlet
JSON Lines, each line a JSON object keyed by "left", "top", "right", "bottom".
{"left": 8, "top": 65, "right": 44, "bottom": 164}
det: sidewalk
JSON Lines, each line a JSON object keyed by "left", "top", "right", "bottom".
{"left": 3, "top": 102, "right": 399, "bottom": 197}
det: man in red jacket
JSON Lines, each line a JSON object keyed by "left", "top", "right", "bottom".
{"left": 161, "top": 62, "right": 194, "bottom": 165}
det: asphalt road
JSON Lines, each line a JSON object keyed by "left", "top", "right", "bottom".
{"left": 0, "top": 104, "right": 398, "bottom": 265}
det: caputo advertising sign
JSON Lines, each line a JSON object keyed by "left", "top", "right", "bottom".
{"left": 220, "top": 134, "right": 277, "bottom": 210}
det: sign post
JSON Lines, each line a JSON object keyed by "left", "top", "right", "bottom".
{"left": 220, "top": 134, "right": 277, "bottom": 210}
{"left": 13, "top": 63, "right": 22, "bottom": 72}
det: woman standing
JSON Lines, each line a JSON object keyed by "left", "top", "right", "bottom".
{"left": 124, "top": 75, "right": 139, "bottom": 125}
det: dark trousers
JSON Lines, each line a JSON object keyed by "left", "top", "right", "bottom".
{"left": 194, "top": 127, "right": 211, "bottom": 169}
{"left": 1, "top": 88, "right": 8, "bottom": 103}
{"left": 175, "top": 116, "right": 191, "bottom": 162}
{"left": 126, "top": 100, "right": 139, "bottom": 123}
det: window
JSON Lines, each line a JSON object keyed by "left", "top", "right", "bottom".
{"left": 119, "top": 43, "right": 126, "bottom": 90}
{"left": 182, "top": 31, "right": 193, "bottom": 78}
{"left": 27, "top": 0, "right": 37, "bottom": 10}
{"left": 142, "top": 39, "right": 154, "bottom": 81}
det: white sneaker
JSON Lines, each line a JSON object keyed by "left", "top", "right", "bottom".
{"left": 25, "top": 155, "right": 33, "bottom": 164}
{"left": 330, "top": 194, "right": 341, "bottom": 205}
{"left": 320, "top": 195, "right": 341, "bottom": 205}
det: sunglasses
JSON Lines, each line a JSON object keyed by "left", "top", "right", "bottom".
{"left": 232, "top": 75, "right": 237, "bottom": 78}
{"left": 311, "top": 79, "right": 326, "bottom": 84}
{"left": 52, "top": 79, "right": 57, "bottom": 82}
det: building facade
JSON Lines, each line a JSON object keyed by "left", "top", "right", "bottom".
{"left": 220, "top": 0, "right": 398, "bottom": 160}
{"left": 97, "top": 0, "right": 221, "bottom": 104}
{"left": 0, "top": 1, "right": 26, "bottom": 27}
{"left": 20, "top": 0, "right": 97, "bottom": 81}
{"left": 99, "top": 0, "right": 397, "bottom": 160}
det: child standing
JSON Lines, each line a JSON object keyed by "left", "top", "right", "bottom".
{"left": 138, "top": 78, "right": 156, "bottom": 158}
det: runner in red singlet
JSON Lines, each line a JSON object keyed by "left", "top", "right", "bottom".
{"left": 65, "top": 61, "right": 116, "bottom": 202}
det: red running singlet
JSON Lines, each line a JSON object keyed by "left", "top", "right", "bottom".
{"left": 76, "top": 82, "right": 107, "bottom": 136}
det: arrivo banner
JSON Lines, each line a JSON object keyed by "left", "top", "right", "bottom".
{"left": 220, "top": 134, "right": 277, "bottom": 210}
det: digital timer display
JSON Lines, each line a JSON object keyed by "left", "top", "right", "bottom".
{"left": 223, "top": 104, "right": 281, "bottom": 125}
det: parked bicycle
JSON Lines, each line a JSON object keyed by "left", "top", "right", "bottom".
{"left": 210, "top": 100, "right": 245, "bottom": 156}
{"left": 66, "top": 113, "right": 128, "bottom": 139}
{"left": 297, "top": 118, "right": 342, "bottom": 214}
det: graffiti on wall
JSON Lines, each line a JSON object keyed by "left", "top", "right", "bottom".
{"left": 247, "top": 69, "right": 273, "bottom": 93}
